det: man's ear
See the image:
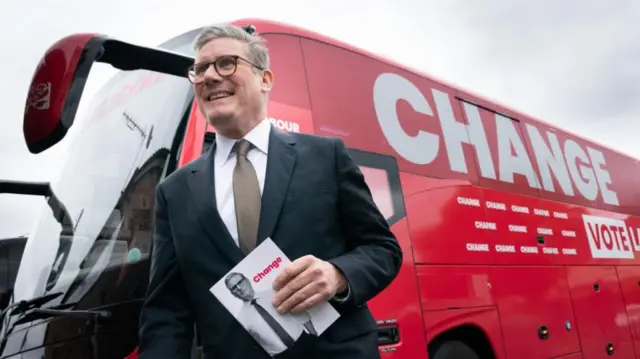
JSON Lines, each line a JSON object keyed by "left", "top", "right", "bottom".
{"left": 261, "top": 69, "right": 275, "bottom": 93}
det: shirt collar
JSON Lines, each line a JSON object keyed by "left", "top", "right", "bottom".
{"left": 215, "top": 119, "right": 271, "bottom": 165}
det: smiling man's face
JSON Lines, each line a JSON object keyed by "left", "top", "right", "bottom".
{"left": 194, "top": 37, "right": 274, "bottom": 138}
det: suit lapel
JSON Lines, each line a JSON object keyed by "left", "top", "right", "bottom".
{"left": 257, "top": 128, "right": 297, "bottom": 245}
{"left": 187, "top": 141, "right": 245, "bottom": 264}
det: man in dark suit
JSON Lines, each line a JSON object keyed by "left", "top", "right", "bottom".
{"left": 137, "top": 23, "right": 402, "bottom": 359}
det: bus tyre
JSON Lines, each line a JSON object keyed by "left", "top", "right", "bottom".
{"left": 430, "top": 340, "right": 480, "bottom": 359}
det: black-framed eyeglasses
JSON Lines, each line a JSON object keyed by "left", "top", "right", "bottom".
{"left": 186, "top": 55, "right": 264, "bottom": 84}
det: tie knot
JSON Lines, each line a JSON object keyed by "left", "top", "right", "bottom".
{"left": 235, "top": 139, "right": 252, "bottom": 157}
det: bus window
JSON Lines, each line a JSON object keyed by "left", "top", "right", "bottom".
{"left": 347, "top": 148, "right": 406, "bottom": 227}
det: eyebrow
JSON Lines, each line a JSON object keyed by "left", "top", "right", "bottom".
{"left": 195, "top": 54, "right": 239, "bottom": 62}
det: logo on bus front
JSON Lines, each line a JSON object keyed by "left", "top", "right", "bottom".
{"left": 27, "top": 82, "right": 51, "bottom": 110}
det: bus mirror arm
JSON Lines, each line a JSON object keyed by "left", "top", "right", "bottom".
{"left": 0, "top": 180, "right": 74, "bottom": 230}
{"left": 98, "top": 38, "right": 194, "bottom": 78}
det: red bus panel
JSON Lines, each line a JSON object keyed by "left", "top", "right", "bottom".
{"left": 616, "top": 265, "right": 640, "bottom": 357}
{"left": 565, "top": 266, "right": 635, "bottom": 359}
{"left": 491, "top": 266, "right": 581, "bottom": 359}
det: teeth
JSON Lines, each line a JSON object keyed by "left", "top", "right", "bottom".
{"left": 208, "top": 92, "right": 232, "bottom": 101}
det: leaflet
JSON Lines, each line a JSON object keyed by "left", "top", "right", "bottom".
{"left": 209, "top": 238, "right": 341, "bottom": 356}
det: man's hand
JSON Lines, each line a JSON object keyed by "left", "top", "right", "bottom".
{"left": 272, "top": 255, "right": 347, "bottom": 313}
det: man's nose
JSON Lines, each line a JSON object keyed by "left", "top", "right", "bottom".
{"left": 203, "top": 64, "right": 223, "bottom": 83}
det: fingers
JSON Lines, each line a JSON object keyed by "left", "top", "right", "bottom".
{"left": 274, "top": 266, "right": 334, "bottom": 313}
{"left": 273, "top": 255, "right": 314, "bottom": 291}
{"left": 276, "top": 279, "right": 328, "bottom": 313}
{"left": 289, "top": 292, "right": 325, "bottom": 314}
{"left": 273, "top": 263, "right": 317, "bottom": 308}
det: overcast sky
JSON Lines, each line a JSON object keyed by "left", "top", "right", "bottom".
{"left": 1, "top": 0, "right": 638, "bottom": 239}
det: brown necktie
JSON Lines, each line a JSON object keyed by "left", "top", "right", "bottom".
{"left": 233, "top": 139, "right": 261, "bottom": 254}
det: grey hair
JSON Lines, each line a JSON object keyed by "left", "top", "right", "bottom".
{"left": 193, "top": 23, "right": 270, "bottom": 70}
{"left": 225, "top": 272, "right": 247, "bottom": 287}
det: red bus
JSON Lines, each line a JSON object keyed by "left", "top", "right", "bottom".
{"left": 3, "top": 18, "right": 640, "bottom": 359}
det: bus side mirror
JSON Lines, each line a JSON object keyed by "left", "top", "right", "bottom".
{"left": 23, "top": 33, "right": 194, "bottom": 154}
{"left": 23, "top": 34, "right": 104, "bottom": 154}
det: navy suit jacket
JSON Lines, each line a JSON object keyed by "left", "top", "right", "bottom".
{"left": 137, "top": 126, "right": 402, "bottom": 359}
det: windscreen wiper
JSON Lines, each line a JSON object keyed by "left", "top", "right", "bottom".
{"left": 0, "top": 302, "right": 111, "bottom": 353}
{"left": 12, "top": 306, "right": 111, "bottom": 326}
{"left": 0, "top": 291, "right": 63, "bottom": 321}
{"left": 0, "top": 291, "right": 65, "bottom": 344}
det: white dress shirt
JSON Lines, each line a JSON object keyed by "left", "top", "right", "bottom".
{"left": 214, "top": 119, "right": 271, "bottom": 247}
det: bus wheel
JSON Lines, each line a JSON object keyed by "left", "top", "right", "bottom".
{"left": 430, "top": 340, "right": 480, "bottom": 359}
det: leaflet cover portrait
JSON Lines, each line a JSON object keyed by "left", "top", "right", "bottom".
{"left": 209, "top": 238, "right": 341, "bottom": 356}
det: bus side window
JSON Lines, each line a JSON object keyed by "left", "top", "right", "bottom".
{"left": 347, "top": 148, "right": 406, "bottom": 227}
